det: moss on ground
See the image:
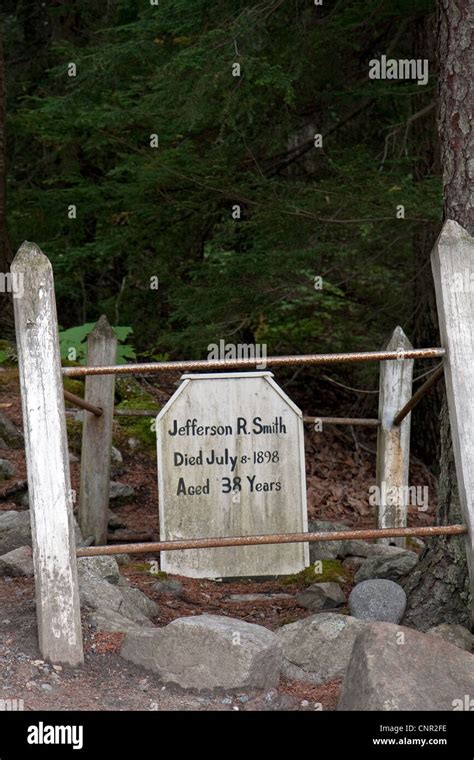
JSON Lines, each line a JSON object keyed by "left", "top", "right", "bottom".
{"left": 282, "top": 559, "right": 349, "bottom": 587}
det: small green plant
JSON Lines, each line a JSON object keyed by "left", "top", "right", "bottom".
{"left": 59, "top": 323, "right": 136, "bottom": 364}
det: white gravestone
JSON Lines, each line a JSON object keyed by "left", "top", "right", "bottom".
{"left": 156, "top": 372, "right": 309, "bottom": 578}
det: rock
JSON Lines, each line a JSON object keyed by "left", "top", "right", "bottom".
{"left": 0, "top": 413, "right": 23, "bottom": 448}
{"left": 68, "top": 451, "right": 79, "bottom": 463}
{"left": 0, "top": 459, "right": 16, "bottom": 480}
{"left": 152, "top": 579, "right": 184, "bottom": 597}
{"left": 296, "top": 582, "right": 346, "bottom": 611}
{"left": 308, "top": 520, "right": 350, "bottom": 561}
{"left": 277, "top": 612, "right": 370, "bottom": 685}
{"left": 0, "top": 511, "right": 31, "bottom": 554}
{"left": 111, "top": 447, "right": 123, "bottom": 465}
{"left": 120, "top": 614, "right": 282, "bottom": 692}
{"left": 17, "top": 491, "right": 29, "bottom": 508}
{"left": 77, "top": 555, "right": 121, "bottom": 585}
{"left": 354, "top": 551, "right": 418, "bottom": 582}
{"left": 427, "top": 623, "right": 474, "bottom": 653}
{"left": 120, "top": 587, "right": 159, "bottom": 620}
{"left": 349, "top": 579, "right": 406, "bottom": 623}
{"left": 228, "top": 593, "right": 293, "bottom": 603}
{"left": 115, "top": 554, "right": 131, "bottom": 566}
{"left": 0, "top": 545, "right": 34, "bottom": 576}
{"left": 90, "top": 608, "right": 153, "bottom": 634}
{"left": 108, "top": 509, "right": 126, "bottom": 529}
{"left": 343, "top": 556, "right": 366, "bottom": 572}
{"left": 337, "top": 622, "right": 474, "bottom": 711}
{"left": 345, "top": 541, "right": 406, "bottom": 558}
{"left": 78, "top": 570, "right": 158, "bottom": 625}
{"left": 109, "top": 481, "right": 135, "bottom": 502}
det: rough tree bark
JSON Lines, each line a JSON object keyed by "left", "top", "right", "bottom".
{"left": 403, "top": 0, "right": 473, "bottom": 630}
{"left": 411, "top": 12, "right": 442, "bottom": 470}
{"left": 0, "top": 20, "right": 13, "bottom": 334}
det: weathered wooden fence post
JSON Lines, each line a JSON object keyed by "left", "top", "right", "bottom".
{"left": 11, "top": 242, "right": 83, "bottom": 666}
{"left": 78, "top": 316, "right": 117, "bottom": 545}
{"left": 376, "top": 326, "right": 414, "bottom": 547}
{"left": 432, "top": 220, "right": 474, "bottom": 616}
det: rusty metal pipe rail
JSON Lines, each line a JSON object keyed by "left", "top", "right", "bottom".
{"left": 63, "top": 389, "right": 102, "bottom": 417}
{"left": 303, "top": 416, "right": 380, "bottom": 427}
{"left": 394, "top": 364, "right": 445, "bottom": 426}
{"left": 63, "top": 347, "right": 445, "bottom": 378}
{"left": 76, "top": 524, "right": 466, "bottom": 558}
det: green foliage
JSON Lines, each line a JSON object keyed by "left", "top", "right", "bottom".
{"left": 4, "top": 0, "right": 441, "bottom": 403}
{"left": 282, "top": 560, "right": 349, "bottom": 587}
{"left": 59, "top": 323, "right": 136, "bottom": 364}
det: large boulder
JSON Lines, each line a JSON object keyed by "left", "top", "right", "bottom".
{"left": 296, "top": 582, "right": 346, "bottom": 611}
{"left": 354, "top": 551, "right": 418, "bottom": 582}
{"left": 349, "top": 579, "right": 406, "bottom": 623}
{"left": 338, "top": 622, "right": 474, "bottom": 710}
{"left": 277, "top": 612, "right": 371, "bottom": 685}
{"left": 121, "top": 614, "right": 282, "bottom": 692}
{"left": 427, "top": 623, "right": 474, "bottom": 653}
{"left": 0, "top": 545, "right": 34, "bottom": 576}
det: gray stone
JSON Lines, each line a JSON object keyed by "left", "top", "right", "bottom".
{"left": 308, "top": 521, "right": 349, "bottom": 561}
{"left": 0, "top": 459, "right": 16, "bottom": 480}
{"left": 343, "top": 556, "right": 366, "bottom": 572}
{"left": 90, "top": 608, "right": 153, "bottom": 634}
{"left": 120, "top": 587, "right": 159, "bottom": 620}
{"left": 427, "top": 623, "right": 474, "bottom": 653}
{"left": 115, "top": 554, "right": 131, "bottom": 566}
{"left": 120, "top": 614, "right": 282, "bottom": 692}
{"left": 107, "top": 509, "right": 126, "bottom": 529}
{"left": 345, "top": 541, "right": 406, "bottom": 558}
{"left": 0, "top": 511, "right": 31, "bottom": 554}
{"left": 296, "top": 582, "right": 346, "bottom": 611}
{"left": 77, "top": 555, "right": 121, "bottom": 585}
{"left": 354, "top": 551, "right": 419, "bottom": 582}
{"left": 152, "top": 579, "right": 184, "bottom": 597}
{"left": 0, "top": 413, "right": 23, "bottom": 448}
{"left": 349, "top": 579, "right": 406, "bottom": 623}
{"left": 78, "top": 571, "right": 158, "bottom": 625}
{"left": 111, "top": 447, "right": 123, "bottom": 464}
{"left": 109, "top": 481, "right": 135, "bottom": 502}
{"left": 338, "top": 622, "right": 474, "bottom": 711}
{"left": 228, "top": 593, "right": 293, "bottom": 602}
{"left": 0, "top": 545, "right": 34, "bottom": 576}
{"left": 17, "top": 491, "right": 29, "bottom": 508}
{"left": 277, "top": 612, "right": 371, "bottom": 685}
{"left": 68, "top": 451, "right": 79, "bottom": 463}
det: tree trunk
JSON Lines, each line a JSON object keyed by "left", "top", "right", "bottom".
{"left": 403, "top": 0, "right": 473, "bottom": 630}
{"left": 0, "top": 20, "right": 13, "bottom": 334}
{"left": 411, "top": 11, "right": 442, "bottom": 470}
